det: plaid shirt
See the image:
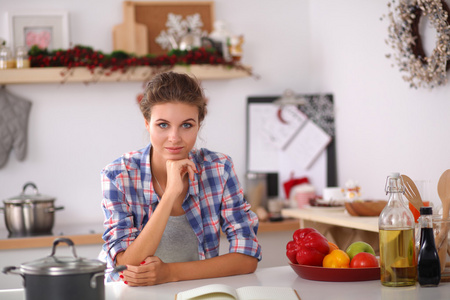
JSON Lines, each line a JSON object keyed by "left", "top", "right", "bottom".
{"left": 101, "top": 143, "right": 261, "bottom": 281}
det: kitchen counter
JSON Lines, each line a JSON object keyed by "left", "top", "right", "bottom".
{"left": 1, "top": 265, "right": 449, "bottom": 300}
{"left": 281, "top": 207, "right": 378, "bottom": 232}
{"left": 0, "top": 219, "right": 300, "bottom": 250}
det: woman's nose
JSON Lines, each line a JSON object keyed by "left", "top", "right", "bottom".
{"left": 168, "top": 129, "right": 181, "bottom": 142}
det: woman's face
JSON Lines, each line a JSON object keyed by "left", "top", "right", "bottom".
{"left": 146, "top": 102, "right": 199, "bottom": 162}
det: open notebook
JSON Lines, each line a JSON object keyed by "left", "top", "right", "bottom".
{"left": 175, "top": 284, "right": 301, "bottom": 300}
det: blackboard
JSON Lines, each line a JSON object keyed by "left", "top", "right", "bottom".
{"left": 246, "top": 95, "right": 337, "bottom": 198}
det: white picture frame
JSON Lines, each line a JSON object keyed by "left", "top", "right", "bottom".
{"left": 7, "top": 12, "right": 70, "bottom": 51}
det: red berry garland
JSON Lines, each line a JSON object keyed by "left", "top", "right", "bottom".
{"left": 28, "top": 45, "right": 238, "bottom": 74}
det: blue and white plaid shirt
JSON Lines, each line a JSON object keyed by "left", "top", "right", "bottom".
{"left": 101, "top": 143, "right": 261, "bottom": 281}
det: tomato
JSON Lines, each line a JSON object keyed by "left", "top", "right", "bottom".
{"left": 350, "top": 252, "right": 379, "bottom": 268}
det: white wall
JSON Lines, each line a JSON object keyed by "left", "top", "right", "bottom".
{"left": 308, "top": 0, "right": 450, "bottom": 207}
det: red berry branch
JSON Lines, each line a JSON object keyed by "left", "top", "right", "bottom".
{"left": 28, "top": 45, "right": 249, "bottom": 74}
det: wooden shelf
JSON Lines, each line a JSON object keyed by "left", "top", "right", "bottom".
{"left": 0, "top": 233, "right": 104, "bottom": 250}
{"left": 0, "top": 65, "right": 251, "bottom": 84}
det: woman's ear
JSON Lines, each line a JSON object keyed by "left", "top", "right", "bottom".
{"left": 145, "top": 119, "right": 150, "bottom": 131}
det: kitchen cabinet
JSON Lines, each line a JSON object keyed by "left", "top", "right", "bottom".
{"left": 0, "top": 65, "right": 251, "bottom": 84}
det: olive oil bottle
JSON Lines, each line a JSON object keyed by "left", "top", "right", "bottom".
{"left": 379, "top": 173, "right": 416, "bottom": 287}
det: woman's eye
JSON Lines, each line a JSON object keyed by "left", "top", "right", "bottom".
{"left": 182, "top": 123, "right": 193, "bottom": 129}
{"left": 158, "top": 123, "right": 168, "bottom": 129}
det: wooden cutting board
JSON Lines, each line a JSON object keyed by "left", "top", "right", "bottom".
{"left": 112, "top": 1, "right": 148, "bottom": 56}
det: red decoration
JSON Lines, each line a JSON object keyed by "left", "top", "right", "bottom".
{"left": 28, "top": 45, "right": 251, "bottom": 76}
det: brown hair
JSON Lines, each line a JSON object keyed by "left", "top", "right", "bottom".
{"left": 140, "top": 71, "right": 207, "bottom": 124}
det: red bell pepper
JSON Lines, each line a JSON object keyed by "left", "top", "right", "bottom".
{"left": 286, "top": 228, "right": 329, "bottom": 266}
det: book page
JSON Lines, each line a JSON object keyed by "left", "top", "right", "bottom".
{"left": 176, "top": 284, "right": 238, "bottom": 300}
{"left": 236, "top": 286, "right": 300, "bottom": 300}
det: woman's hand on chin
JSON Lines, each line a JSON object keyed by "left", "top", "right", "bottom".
{"left": 165, "top": 159, "right": 198, "bottom": 195}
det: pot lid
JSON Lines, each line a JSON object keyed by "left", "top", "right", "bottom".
{"left": 20, "top": 238, "right": 105, "bottom": 276}
{"left": 4, "top": 182, "right": 55, "bottom": 204}
{"left": 20, "top": 256, "right": 106, "bottom": 276}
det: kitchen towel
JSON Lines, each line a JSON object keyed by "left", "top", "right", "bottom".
{"left": 0, "top": 86, "right": 32, "bottom": 168}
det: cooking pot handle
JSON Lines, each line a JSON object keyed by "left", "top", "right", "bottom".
{"left": 90, "top": 265, "right": 127, "bottom": 289}
{"left": 22, "top": 182, "right": 38, "bottom": 195}
{"left": 2, "top": 266, "right": 24, "bottom": 277}
{"left": 49, "top": 238, "right": 78, "bottom": 258}
{"left": 46, "top": 206, "right": 65, "bottom": 213}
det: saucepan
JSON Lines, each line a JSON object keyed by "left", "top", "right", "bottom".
{"left": 2, "top": 237, "right": 126, "bottom": 300}
{"left": 0, "top": 182, "right": 64, "bottom": 236}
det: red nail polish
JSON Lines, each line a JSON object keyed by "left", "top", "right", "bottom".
{"left": 119, "top": 274, "right": 124, "bottom": 279}
{"left": 140, "top": 260, "right": 146, "bottom": 265}
{"left": 124, "top": 281, "right": 128, "bottom": 285}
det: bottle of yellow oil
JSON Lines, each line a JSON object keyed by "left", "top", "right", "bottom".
{"left": 379, "top": 172, "right": 416, "bottom": 287}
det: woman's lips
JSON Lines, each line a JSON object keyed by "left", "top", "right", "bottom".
{"left": 165, "top": 147, "right": 183, "bottom": 154}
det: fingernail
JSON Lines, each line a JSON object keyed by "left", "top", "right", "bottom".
{"left": 124, "top": 281, "right": 128, "bottom": 285}
{"left": 119, "top": 274, "right": 124, "bottom": 279}
{"left": 140, "top": 261, "right": 146, "bottom": 265}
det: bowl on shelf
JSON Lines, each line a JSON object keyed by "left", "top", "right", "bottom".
{"left": 344, "top": 200, "right": 387, "bottom": 217}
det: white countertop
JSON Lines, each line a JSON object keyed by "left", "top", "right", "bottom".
{"left": 1, "top": 265, "right": 449, "bottom": 300}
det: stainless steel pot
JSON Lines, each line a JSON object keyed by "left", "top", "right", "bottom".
{"left": 2, "top": 238, "right": 126, "bottom": 300}
{"left": 0, "top": 182, "right": 64, "bottom": 236}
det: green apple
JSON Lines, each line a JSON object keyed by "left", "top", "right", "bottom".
{"left": 345, "top": 241, "right": 375, "bottom": 260}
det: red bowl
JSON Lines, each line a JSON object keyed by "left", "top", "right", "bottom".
{"left": 289, "top": 262, "right": 380, "bottom": 282}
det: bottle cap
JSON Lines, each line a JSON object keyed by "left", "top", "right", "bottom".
{"left": 390, "top": 172, "right": 400, "bottom": 178}
{"left": 419, "top": 206, "right": 432, "bottom": 215}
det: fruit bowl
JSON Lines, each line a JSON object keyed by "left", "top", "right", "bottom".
{"left": 288, "top": 262, "right": 380, "bottom": 281}
{"left": 345, "top": 200, "right": 387, "bottom": 217}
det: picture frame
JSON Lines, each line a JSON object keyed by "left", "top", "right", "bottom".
{"left": 115, "top": 1, "right": 214, "bottom": 55}
{"left": 7, "top": 12, "right": 70, "bottom": 51}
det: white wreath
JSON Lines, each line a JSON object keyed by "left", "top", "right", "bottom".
{"left": 385, "top": 0, "right": 450, "bottom": 89}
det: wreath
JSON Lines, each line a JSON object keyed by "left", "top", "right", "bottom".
{"left": 385, "top": 0, "right": 450, "bottom": 89}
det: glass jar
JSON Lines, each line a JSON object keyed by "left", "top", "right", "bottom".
{"left": 15, "top": 46, "right": 30, "bottom": 68}
{"left": 245, "top": 172, "right": 267, "bottom": 211}
{"left": 0, "top": 46, "right": 15, "bottom": 69}
{"left": 378, "top": 172, "right": 416, "bottom": 287}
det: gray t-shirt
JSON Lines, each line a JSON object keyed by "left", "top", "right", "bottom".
{"left": 154, "top": 214, "right": 199, "bottom": 263}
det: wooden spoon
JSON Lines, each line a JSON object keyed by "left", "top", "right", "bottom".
{"left": 437, "top": 169, "right": 450, "bottom": 273}
{"left": 401, "top": 175, "right": 424, "bottom": 211}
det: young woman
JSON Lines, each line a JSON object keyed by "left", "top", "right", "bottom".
{"left": 101, "top": 71, "right": 261, "bottom": 286}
